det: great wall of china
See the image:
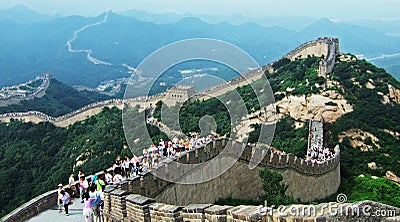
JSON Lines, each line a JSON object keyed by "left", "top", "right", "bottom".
{"left": 3, "top": 138, "right": 400, "bottom": 221}
{"left": 0, "top": 37, "right": 339, "bottom": 127}
{"left": 0, "top": 74, "right": 51, "bottom": 107}
{"left": 3, "top": 138, "right": 343, "bottom": 222}
{"left": 0, "top": 37, "right": 357, "bottom": 222}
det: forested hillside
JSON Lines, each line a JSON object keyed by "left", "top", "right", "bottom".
{"left": 2, "top": 56, "right": 400, "bottom": 217}
{"left": 156, "top": 55, "right": 400, "bottom": 206}
{"left": 0, "top": 78, "right": 111, "bottom": 116}
{"left": 0, "top": 106, "right": 169, "bottom": 217}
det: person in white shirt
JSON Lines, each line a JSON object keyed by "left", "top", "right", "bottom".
{"left": 123, "top": 156, "right": 130, "bottom": 178}
{"left": 112, "top": 172, "right": 123, "bottom": 183}
{"left": 68, "top": 174, "right": 75, "bottom": 186}
{"left": 67, "top": 173, "right": 79, "bottom": 198}
{"left": 103, "top": 170, "right": 112, "bottom": 184}
{"left": 79, "top": 176, "right": 89, "bottom": 203}
{"left": 60, "top": 190, "right": 71, "bottom": 216}
{"left": 57, "top": 184, "right": 64, "bottom": 213}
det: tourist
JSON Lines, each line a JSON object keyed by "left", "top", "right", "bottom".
{"left": 60, "top": 190, "right": 71, "bottom": 216}
{"left": 185, "top": 138, "right": 190, "bottom": 151}
{"left": 129, "top": 156, "right": 138, "bottom": 177}
{"left": 57, "top": 184, "right": 64, "bottom": 213}
{"left": 96, "top": 175, "right": 106, "bottom": 192}
{"left": 135, "top": 157, "right": 142, "bottom": 174}
{"left": 90, "top": 171, "right": 97, "bottom": 185}
{"left": 190, "top": 134, "right": 197, "bottom": 150}
{"left": 142, "top": 158, "right": 149, "bottom": 170}
{"left": 82, "top": 192, "right": 94, "bottom": 222}
{"left": 123, "top": 156, "right": 130, "bottom": 178}
{"left": 78, "top": 170, "right": 85, "bottom": 182}
{"left": 68, "top": 173, "right": 75, "bottom": 186}
{"left": 103, "top": 170, "right": 112, "bottom": 185}
{"left": 68, "top": 173, "right": 79, "bottom": 197}
{"left": 112, "top": 170, "right": 123, "bottom": 183}
{"left": 115, "top": 155, "right": 122, "bottom": 173}
{"left": 79, "top": 176, "right": 89, "bottom": 203}
{"left": 89, "top": 186, "right": 102, "bottom": 221}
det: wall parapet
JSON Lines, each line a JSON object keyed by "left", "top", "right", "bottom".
{"left": 103, "top": 191, "right": 400, "bottom": 222}
{"left": 1, "top": 189, "right": 57, "bottom": 222}
{"left": 119, "top": 138, "right": 340, "bottom": 204}
{"left": 1, "top": 137, "right": 340, "bottom": 222}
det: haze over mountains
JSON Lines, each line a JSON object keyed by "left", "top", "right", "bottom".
{"left": 1, "top": 5, "right": 400, "bottom": 88}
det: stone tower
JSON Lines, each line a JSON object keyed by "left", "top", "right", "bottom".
{"left": 164, "top": 85, "right": 195, "bottom": 107}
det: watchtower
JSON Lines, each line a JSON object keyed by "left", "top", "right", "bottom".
{"left": 164, "top": 85, "right": 195, "bottom": 107}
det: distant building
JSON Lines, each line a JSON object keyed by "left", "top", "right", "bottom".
{"left": 164, "top": 85, "right": 195, "bottom": 106}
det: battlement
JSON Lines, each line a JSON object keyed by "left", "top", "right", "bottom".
{"left": 164, "top": 85, "right": 196, "bottom": 106}
{"left": 285, "top": 37, "right": 339, "bottom": 60}
{"left": 1, "top": 138, "right": 341, "bottom": 221}
{"left": 283, "top": 37, "right": 339, "bottom": 77}
{"left": 101, "top": 189, "right": 400, "bottom": 222}
{"left": 110, "top": 138, "right": 340, "bottom": 206}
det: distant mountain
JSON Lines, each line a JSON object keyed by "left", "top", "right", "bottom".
{"left": 300, "top": 18, "right": 400, "bottom": 56}
{"left": 344, "top": 19, "right": 400, "bottom": 37}
{"left": 117, "top": 9, "right": 317, "bottom": 31}
{"left": 0, "top": 5, "right": 56, "bottom": 23}
{"left": 117, "top": 9, "right": 186, "bottom": 24}
{"left": 373, "top": 57, "right": 400, "bottom": 80}
{"left": 0, "top": 77, "right": 111, "bottom": 116}
{"left": 1, "top": 5, "right": 400, "bottom": 88}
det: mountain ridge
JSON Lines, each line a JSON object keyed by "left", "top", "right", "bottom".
{"left": 1, "top": 6, "right": 400, "bottom": 88}
{"left": 1, "top": 49, "right": 400, "bottom": 219}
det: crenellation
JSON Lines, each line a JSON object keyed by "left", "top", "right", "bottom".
{"left": 226, "top": 206, "right": 262, "bottom": 222}
{"left": 204, "top": 205, "right": 233, "bottom": 222}
{"left": 149, "top": 203, "right": 183, "bottom": 222}
{"left": 104, "top": 185, "right": 118, "bottom": 216}
{"left": 126, "top": 194, "right": 155, "bottom": 222}
{"left": 282, "top": 37, "right": 339, "bottom": 77}
{"left": 3, "top": 137, "right": 340, "bottom": 221}
{"left": 182, "top": 204, "right": 213, "bottom": 222}
{"left": 110, "top": 189, "right": 131, "bottom": 221}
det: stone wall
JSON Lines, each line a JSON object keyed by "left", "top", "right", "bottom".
{"left": 284, "top": 37, "right": 339, "bottom": 76}
{"left": 120, "top": 138, "right": 340, "bottom": 205}
{"left": 103, "top": 190, "right": 400, "bottom": 222}
{"left": 1, "top": 136, "right": 340, "bottom": 222}
{"left": 1, "top": 190, "right": 57, "bottom": 222}
{"left": 0, "top": 75, "right": 50, "bottom": 107}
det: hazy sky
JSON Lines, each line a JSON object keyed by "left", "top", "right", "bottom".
{"left": 0, "top": 0, "right": 400, "bottom": 20}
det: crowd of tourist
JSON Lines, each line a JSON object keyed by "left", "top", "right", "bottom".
{"left": 116, "top": 134, "right": 216, "bottom": 178}
{"left": 305, "top": 123, "right": 335, "bottom": 164}
{"left": 0, "top": 111, "right": 52, "bottom": 120}
{"left": 58, "top": 132, "right": 216, "bottom": 221}
{"left": 58, "top": 169, "right": 107, "bottom": 221}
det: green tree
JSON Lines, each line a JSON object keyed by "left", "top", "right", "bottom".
{"left": 259, "top": 168, "right": 295, "bottom": 206}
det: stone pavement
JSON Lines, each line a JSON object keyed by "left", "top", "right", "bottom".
{"left": 28, "top": 198, "right": 85, "bottom": 222}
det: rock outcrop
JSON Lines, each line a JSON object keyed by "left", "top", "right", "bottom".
{"left": 276, "top": 92, "right": 352, "bottom": 123}
{"left": 388, "top": 84, "right": 400, "bottom": 104}
{"left": 385, "top": 171, "right": 400, "bottom": 185}
{"left": 338, "top": 129, "right": 381, "bottom": 151}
